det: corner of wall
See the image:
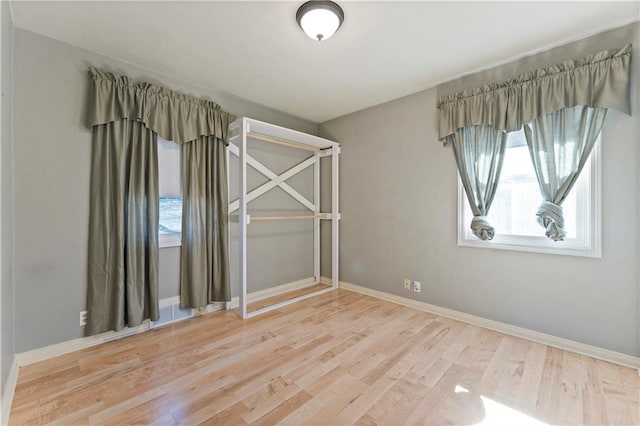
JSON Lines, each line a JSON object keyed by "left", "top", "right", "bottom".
{"left": 1, "top": 0, "right": 16, "bottom": 410}
{"left": 634, "top": 22, "right": 640, "bottom": 362}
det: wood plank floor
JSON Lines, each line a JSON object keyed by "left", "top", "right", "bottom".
{"left": 9, "top": 289, "right": 639, "bottom": 425}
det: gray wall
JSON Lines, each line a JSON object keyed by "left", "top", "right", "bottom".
{"left": 12, "top": 28, "right": 317, "bottom": 353}
{"left": 320, "top": 23, "right": 640, "bottom": 357}
{"left": 1, "top": 0, "right": 15, "bottom": 393}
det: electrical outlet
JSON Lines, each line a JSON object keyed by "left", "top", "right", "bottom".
{"left": 80, "top": 310, "right": 87, "bottom": 326}
{"left": 403, "top": 278, "right": 411, "bottom": 290}
{"left": 413, "top": 281, "right": 421, "bottom": 293}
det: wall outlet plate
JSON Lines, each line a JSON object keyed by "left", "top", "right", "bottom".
{"left": 403, "top": 279, "right": 411, "bottom": 290}
{"left": 413, "top": 281, "right": 421, "bottom": 293}
{"left": 80, "top": 310, "right": 87, "bottom": 326}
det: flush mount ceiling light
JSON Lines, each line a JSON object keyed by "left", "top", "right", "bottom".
{"left": 296, "top": 1, "right": 344, "bottom": 41}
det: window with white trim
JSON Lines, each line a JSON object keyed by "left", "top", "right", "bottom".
{"left": 458, "top": 128, "right": 601, "bottom": 257}
{"left": 158, "top": 137, "right": 182, "bottom": 248}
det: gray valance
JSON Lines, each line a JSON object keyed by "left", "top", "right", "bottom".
{"left": 437, "top": 44, "right": 632, "bottom": 140}
{"left": 87, "top": 68, "right": 235, "bottom": 144}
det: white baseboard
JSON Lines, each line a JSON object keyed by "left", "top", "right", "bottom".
{"left": 332, "top": 279, "right": 640, "bottom": 370}
{"left": 16, "top": 321, "right": 151, "bottom": 367}
{"left": 1, "top": 357, "right": 18, "bottom": 426}
{"left": 15, "top": 276, "right": 318, "bottom": 368}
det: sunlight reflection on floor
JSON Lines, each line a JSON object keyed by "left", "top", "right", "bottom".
{"left": 477, "top": 396, "right": 548, "bottom": 426}
{"left": 455, "top": 384, "right": 548, "bottom": 426}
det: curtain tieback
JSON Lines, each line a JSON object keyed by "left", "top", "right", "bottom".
{"left": 537, "top": 201, "right": 566, "bottom": 241}
{"left": 471, "top": 215, "right": 495, "bottom": 241}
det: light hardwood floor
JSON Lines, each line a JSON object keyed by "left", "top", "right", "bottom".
{"left": 9, "top": 289, "right": 639, "bottom": 425}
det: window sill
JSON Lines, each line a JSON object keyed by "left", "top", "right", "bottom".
{"left": 159, "top": 234, "right": 181, "bottom": 249}
{"left": 458, "top": 234, "right": 601, "bottom": 258}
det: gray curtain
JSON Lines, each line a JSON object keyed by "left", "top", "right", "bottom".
{"left": 180, "top": 135, "right": 230, "bottom": 308}
{"left": 86, "top": 68, "right": 234, "bottom": 335}
{"left": 87, "top": 120, "right": 159, "bottom": 335}
{"left": 447, "top": 125, "right": 507, "bottom": 240}
{"left": 437, "top": 44, "right": 631, "bottom": 141}
{"left": 524, "top": 105, "right": 606, "bottom": 241}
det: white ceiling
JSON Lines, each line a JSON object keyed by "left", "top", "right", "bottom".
{"left": 10, "top": 1, "right": 640, "bottom": 123}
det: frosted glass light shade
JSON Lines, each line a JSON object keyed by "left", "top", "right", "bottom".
{"left": 296, "top": 1, "right": 344, "bottom": 41}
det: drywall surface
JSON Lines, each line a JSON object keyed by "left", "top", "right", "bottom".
{"left": 320, "top": 23, "right": 639, "bottom": 356}
{"left": 1, "top": 0, "right": 15, "bottom": 392}
{"left": 12, "top": 28, "right": 317, "bottom": 352}
{"left": 637, "top": 21, "right": 640, "bottom": 363}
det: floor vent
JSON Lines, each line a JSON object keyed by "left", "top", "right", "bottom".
{"left": 151, "top": 299, "right": 194, "bottom": 328}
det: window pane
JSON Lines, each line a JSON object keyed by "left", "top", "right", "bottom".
{"left": 487, "top": 142, "right": 542, "bottom": 236}
{"left": 158, "top": 137, "right": 182, "bottom": 197}
{"left": 158, "top": 137, "right": 182, "bottom": 240}
{"left": 159, "top": 197, "right": 183, "bottom": 235}
{"left": 464, "top": 129, "right": 585, "bottom": 239}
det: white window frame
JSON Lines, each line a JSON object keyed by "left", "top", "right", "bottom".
{"left": 457, "top": 135, "right": 602, "bottom": 258}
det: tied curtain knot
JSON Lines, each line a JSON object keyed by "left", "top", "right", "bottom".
{"left": 537, "top": 201, "right": 565, "bottom": 241}
{"left": 471, "top": 215, "right": 495, "bottom": 241}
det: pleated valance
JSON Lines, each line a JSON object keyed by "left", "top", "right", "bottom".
{"left": 87, "top": 68, "right": 235, "bottom": 144}
{"left": 437, "top": 44, "right": 632, "bottom": 141}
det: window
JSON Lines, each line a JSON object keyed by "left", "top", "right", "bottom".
{"left": 458, "top": 129, "right": 601, "bottom": 257}
{"left": 158, "top": 137, "right": 182, "bottom": 248}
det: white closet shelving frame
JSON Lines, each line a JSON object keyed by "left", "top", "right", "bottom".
{"left": 228, "top": 117, "right": 341, "bottom": 319}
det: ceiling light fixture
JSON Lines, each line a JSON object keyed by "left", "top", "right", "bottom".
{"left": 296, "top": 1, "right": 344, "bottom": 41}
